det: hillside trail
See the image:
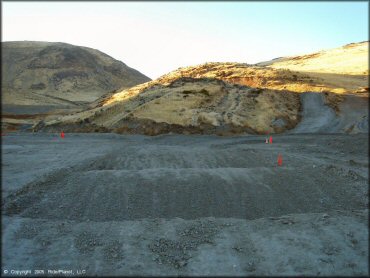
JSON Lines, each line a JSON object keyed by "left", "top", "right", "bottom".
{"left": 290, "top": 92, "right": 368, "bottom": 134}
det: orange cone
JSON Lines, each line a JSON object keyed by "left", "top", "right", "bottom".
{"left": 269, "top": 136, "right": 273, "bottom": 144}
{"left": 277, "top": 154, "right": 283, "bottom": 166}
{"left": 60, "top": 131, "right": 65, "bottom": 139}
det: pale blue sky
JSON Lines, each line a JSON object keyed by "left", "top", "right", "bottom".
{"left": 2, "top": 1, "right": 368, "bottom": 79}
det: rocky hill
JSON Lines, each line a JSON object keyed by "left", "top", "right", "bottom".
{"left": 2, "top": 41, "right": 150, "bottom": 110}
{"left": 33, "top": 42, "right": 369, "bottom": 135}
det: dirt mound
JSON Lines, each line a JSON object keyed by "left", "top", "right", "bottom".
{"left": 3, "top": 134, "right": 368, "bottom": 222}
{"left": 36, "top": 78, "right": 302, "bottom": 135}
{"left": 2, "top": 133, "right": 368, "bottom": 275}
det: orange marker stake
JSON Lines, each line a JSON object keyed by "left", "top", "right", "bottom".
{"left": 277, "top": 154, "right": 283, "bottom": 166}
{"left": 60, "top": 131, "right": 65, "bottom": 139}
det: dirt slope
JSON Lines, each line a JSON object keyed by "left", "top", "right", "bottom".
{"left": 290, "top": 93, "right": 368, "bottom": 134}
{"left": 290, "top": 93, "right": 337, "bottom": 133}
{"left": 36, "top": 78, "right": 302, "bottom": 135}
{"left": 35, "top": 42, "right": 368, "bottom": 135}
{"left": 2, "top": 41, "right": 150, "bottom": 109}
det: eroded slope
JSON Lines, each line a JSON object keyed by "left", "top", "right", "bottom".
{"left": 37, "top": 77, "right": 301, "bottom": 135}
{"left": 35, "top": 42, "right": 369, "bottom": 135}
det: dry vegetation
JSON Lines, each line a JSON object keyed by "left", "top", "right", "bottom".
{"left": 259, "top": 41, "right": 368, "bottom": 75}
{"left": 37, "top": 77, "right": 302, "bottom": 135}
{"left": 34, "top": 42, "right": 368, "bottom": 135}
{"left": 258, "top": 41, "right": 369, "bottom": 94}
{"left": 2, "top": 41, "right": 150, "bottom": 106}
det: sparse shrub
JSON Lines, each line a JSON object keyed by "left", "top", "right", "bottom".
{"left": 29, "top": 83, "right": 46, "bottom": 90}
{"left": 182, "top": 89, "right": 209, "bottom": 96}
{"left": 200, "top": 89, "right": 210, "bottom": 96}
{"left": 52, "top": 70, "right": 88, "bottom": 81}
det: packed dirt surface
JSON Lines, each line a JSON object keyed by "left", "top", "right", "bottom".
{"left": 291, "top": 93, "right": 337, "bottom": 133}
{"left": 2, "top": 133, "right": 368, "bottom": 276}
{"left": 290, "top": 92, "right": 368, "bottom": 134}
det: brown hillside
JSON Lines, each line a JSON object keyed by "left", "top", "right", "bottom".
{"left": 35, "top": 42, "right": 369, "bottom": 135}
{"left": 2, "top": 41, "right": 150, "bottom": 108}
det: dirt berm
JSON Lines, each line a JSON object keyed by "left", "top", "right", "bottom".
{"left": 2, "top": 133, "right": 368, "bottom": 276}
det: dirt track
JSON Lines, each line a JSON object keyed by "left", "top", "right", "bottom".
{"left": 1, "top": 133, "right": 369, "bottom": 276}
{"left": 291, "top": 93, "right": 337, "bottom": 133}
{"left": 290, "top": 93, "right": 368, "bottom": 134}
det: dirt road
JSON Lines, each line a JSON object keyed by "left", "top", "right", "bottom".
{"left": 291, "top": 93, "right": 337, "bottom": 133}
{"left": 290, "top": 93, "right": 368, "bottom": 134}
{"left": 1, "top": 133, "right": 368, "bottom": 276}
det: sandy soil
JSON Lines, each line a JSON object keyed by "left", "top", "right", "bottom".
{"left": 1, "top": 133, "right": 368, "bottom": 276}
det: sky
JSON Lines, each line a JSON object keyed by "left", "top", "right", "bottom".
{"left": 2, "top": 1, "right": 368, "bottom": 79}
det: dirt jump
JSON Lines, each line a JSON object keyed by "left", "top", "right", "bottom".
{"left": 2, "top": 129, "right": 368, "bottom": 276}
